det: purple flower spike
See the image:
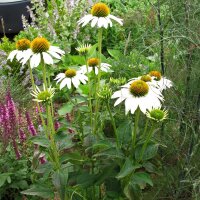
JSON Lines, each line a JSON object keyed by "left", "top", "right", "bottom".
{"left": 12, "top": 139, "right": 21, "bottom": 160}
{"left": 26, "top": 112, "right": 37, "bottom": 136}
{"left": 19, "top": 128, "right": 26, "bottom": 142}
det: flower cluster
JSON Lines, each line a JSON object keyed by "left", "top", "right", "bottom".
{"left": 7, "top": 37, "right": 65, "bottom": 68}
{"left": 111, "top": 70, "right": 172, "bottom": 121}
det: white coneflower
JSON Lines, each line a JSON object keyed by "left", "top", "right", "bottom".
{"left": 31, "top": 84, "right": 55, "bottom": 103}
{"left": 80, "top": 58, "right": 111, "bottom": 75}
{"left": 55, "top": 68, "right": 88, "bottom": 90}
{"left": 78, "top": 2, "right": 123, "bottom": 29}
{"left": 20, "top": 37, "right": 65, "bottom": 68}
{"left": 149, "top": 71, "right": 173, "bottom": 91}
{"left": 7, "top": 39, "right": 31, "bottom": 62}
{"left": 111, "top": 80, "right": 164, "bottom": 115}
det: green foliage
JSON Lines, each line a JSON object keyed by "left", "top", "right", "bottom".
{"left": 0, "top": 36, "right": 15, "bottom": 53}
{"left": 0, "top": 145, "right": 31, "bottom": 199}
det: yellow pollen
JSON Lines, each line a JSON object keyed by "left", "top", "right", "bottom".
{"left": 129, "top": 80, "right": 149, "bottom": 97}
{"left": 149, "top": 71, "right": 161, "bottom": 81}
{"left": 31, "top": 37, "right": 50, "bottom": 53}
{"left": 16, "top": 39, "right": 31, "bottom": 50}
{"left": 91, "top": 3, "right": 110, "bottom": 17}
{"left": 87, "top": 58, "right": 99, "bottom": 67}
{"left": 141, "top": 75, "right": 152, "bottom": 82}
{"left": 65, "top": 69, "right": 76, "bottom": 78}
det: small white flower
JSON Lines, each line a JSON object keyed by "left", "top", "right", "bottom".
{"left": 78, "top": 3, "right": 123, "bottom": 29}
{"left": 20, "top": 37, "right": 65, "bottom": 68}
{"left": 7, "top": 39, "right": 31, "bottom": 62}
{"left": 80, "top": 57, "right": 111, "bottom": 75}
{"left": 111, "top": 80, "right": 164, "bottom": 115}
{"left": 31, "top": 84, "right": 55, "bottom": 102}
{"left": 55, "top": 69, "right": 88, "bottom": 90}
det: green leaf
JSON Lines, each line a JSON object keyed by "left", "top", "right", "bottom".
{"left": 88, "top": 43, "right": 98, "bottom": 56}
{"left": 117, "top": 120, "right": 132, "bottom": 146}
{"left": 0, "top": 173, "right": 12, "bottom": 187}
{"left": 52, "top": 168, "right": 68, "bottom": 200}
{"left": 78, "top": 105, "right": 89, "bottom": 112}
{"left": 93, "top": 147, "right": 124, "bottom": 159}
{"left": 107, "top": 49, "right": 123, "bottom": 60}
{"left": 70, "top": 55, "right": 85, "bottom": 65}
{"left": 58, "top": 102, "right": 74, "bottom": 116}
{"left": 21, "top": 184, "right": 54, "bottom": 199}
{"left": 131, "top": 172, "right": 153, "bottom": 189}
{"left": 135, "top": 143, "right": 159, "bottom": 160}
{"left": 30, "top": 135, "right": 50, "bottom": 147}
{"left": 124, "top": 182, "right": 142, "bottom": 200}
{"left": 116, "top": 158, "right": 141, "bottom": 179}
{"left": 60, "top": 152, "right": 86, "bottom": 164}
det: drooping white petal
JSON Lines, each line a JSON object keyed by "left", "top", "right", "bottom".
{"left": 72, "top": 77, "right": 80, "bottom": 88}
{"left": 109, "top": 15, "right": 123, "bottom": 25}
{"left": 21, "top": 49, "right": 33, "bottom": 65}
{"left": 78, "top": 15, "right": 92, "bottom": 25}
{"left": 55, "top": 73, "right": 65, "bottom": 81}
{"left": 16, "top": 51, "right": 23, "bottom": 61}
{"left": 94, "top": 67, "right": 98, "bottom": 75}
{"left": 30, "top": 53, "right": 41, "bottom": 68}
{"left": 102, "top": 17, "right": 109, "bottom": 29}
{"left": 7, "top": 50, "right": 18, "bottom": 62}
{"left": 49, "top": 46, "right": 65, "bottom": 55}
{"left": 48, "top": 50, "right": 61, "bottom": 59}
{"left": 114, "top": 96, "right": 126, "bottom": 106}
{"left": 105, "top": 16, "right": 113, "bottom": 27}
{"left": 81, "top": 15, "right": 94, "bottom": 27}
{"left": 42, "top": 52, "right": 53, "bottom": 65}
{"left": 125, "top": 98, "right": 132, "bottom": 115}
{"left": 97, "top": 17, "right": 104, "bottom": 28}
{"left": 60, "top": 78, "right": 69, "bottom": 89}
{"left": 91, "top": 17, "right": 98, "bottom": 27}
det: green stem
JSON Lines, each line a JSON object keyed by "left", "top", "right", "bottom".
{"left": 139, "top": 124, "right": 155, "bottom": 162}
{"left": 41, "top": 62, "right": 60, "bottom": 170}
{"left": 42, "top": 61, "right": 48, "bottom": 88}
{"left": 28, "top": 64, "right": 45, "bottom": 128}
{"left": 106, "top": 102, "right": 119, "bottom": 148}
{"left": 46, "top": 104, "right": 60, "bottom": 170}
{"left": 132, "top": 108, "right": 140, "bottom": 150}
{"left": 85, "top": 56, "right": 93, "bottom": 131}
{"left": 47, "top": 71, "right": 55, "bottom": 119}
{"left": 94, "top": 28, "right": 103, "bottom": 134}
{"left": 142, "top": 118, "right": 149, "bottom": 138}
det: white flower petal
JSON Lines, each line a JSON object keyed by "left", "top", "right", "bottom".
{"left": 42, "top": 52, "right": 53, "bottom": 65}
{"left": 81, "top": 15, "right": 94, "bottom": 27}
{"left": 21, "top": 49, "right": 33, "bottom": 65}
{"left": 55, "top": 73, "right": 65, "bottom": 81}
{"left": 72, "top": 77, "right": 80, "bottom": 88}
{"left": 7, "top": 50, "right": 18, "bottom": 62}
{"left": 30, "top": 53, "right": 41, "bottom": 68}
{"left": 60, "top": 78, "right": 69, "bottom": 89}
{"left": 109, "top": 15, "right": 123, "bottom": 25}
{"left": 48, "top": 50, "right": 61, "bottom": 59}
{"left": 94, "top": 67, "right": 98, "bottom": 75}
{"left": 97, "top": 17, "right": 104, "bottom": 28}
{"left": 49, "top": 46, "right": 65, "bottom": 55}
{"left": 91, "top": 17, "right": 98, "bottom": 27}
